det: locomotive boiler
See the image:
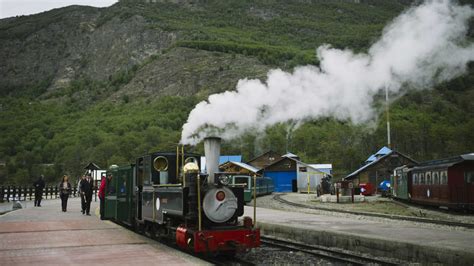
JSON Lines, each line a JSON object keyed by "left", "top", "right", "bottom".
{"left": 103, "top": 137, "right": 261, "bottom": 254}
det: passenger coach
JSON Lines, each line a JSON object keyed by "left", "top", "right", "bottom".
{"left": 392, "top": 153, "right": 474, "bottom": 210}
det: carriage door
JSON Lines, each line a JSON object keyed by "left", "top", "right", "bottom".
{"left": 136, "top": 157, "right": 144, "bottom": 221}
{"left": 104, "top": 170, "right": 118, "bottom": 220}
{"left": 465, "top": 170, "right": 474, "bottom": 209}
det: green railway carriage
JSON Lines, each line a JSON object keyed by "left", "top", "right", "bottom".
{"left": 103, "top": 165, "right": 136, "bottom": 226}
{"left": 391, "top": 166, "right": 411, "bottom": 200}
{"left": 231, "top": 175, "right": 274, "bottom": 203}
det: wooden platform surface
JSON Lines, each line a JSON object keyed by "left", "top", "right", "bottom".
{"left": 0, "top": 198, "right": 207, "bottom": 265}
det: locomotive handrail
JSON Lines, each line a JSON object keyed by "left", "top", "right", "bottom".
{"left": 152, "top": 184, "right": 183, "bottom": 187}
{"left": 197, "top": 174, "right": 202, "bottom": 231}
{"left": 181, "top": 145, "right": 185, "bottom": 186}
{"left": 253, "top": 174, "right": 257, "bottom": 227}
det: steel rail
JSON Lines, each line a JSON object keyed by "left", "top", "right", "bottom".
{"left": 261, "top": 235, "right": 398, "bottom": 265}
{"left": 273, "top": 194, "right": 474, "bottom": 229}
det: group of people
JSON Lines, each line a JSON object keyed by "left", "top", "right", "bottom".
{"left": 58, "top": 174, "right": 94, "bottom": 214}
{"left": 33, "top": 173, "right": 111, "bottom": 217}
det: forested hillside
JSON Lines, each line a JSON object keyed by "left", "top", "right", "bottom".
{"left": 0, "top": 0, "right": 473, "bottom": 184}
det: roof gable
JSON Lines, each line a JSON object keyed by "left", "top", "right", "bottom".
{"left": 346, "top": 150, "right": 417, "bottom": 180}
{"left": 246, "top": 150, "right": 282, "bottom": 169}
{"left": 84, "top": 162, "right": 101, "bottom": 170}
{"left": 220, "top": 161, "right": 260, "bottom": 173}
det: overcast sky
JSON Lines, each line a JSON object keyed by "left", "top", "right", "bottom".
{"left": 0, "top": 0, "right": 118, "bottom": 19}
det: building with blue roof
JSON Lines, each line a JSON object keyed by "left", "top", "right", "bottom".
{"left": 365, "top": 146, "right": 392, "bottom": 164}
{"left": 345, "top": 147, "right": 417, "bottom": 194}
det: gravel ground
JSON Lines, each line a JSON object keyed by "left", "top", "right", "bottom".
{"left": 236, "top": 246, "right": 336, "bottom": 265}
{"left": 249, "top": 193, "right": 474, "bottom": 231}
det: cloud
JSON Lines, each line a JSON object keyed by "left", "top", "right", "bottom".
{"left": 0, "top": 0, "right": 118, "bottom": 19}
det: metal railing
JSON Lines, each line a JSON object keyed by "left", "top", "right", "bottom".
{"left": 0, "top": 185, "right": 99, "bottom": 203}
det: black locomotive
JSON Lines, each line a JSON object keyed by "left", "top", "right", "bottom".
{"left": 102, "top": 137, "right": 260, "bottom": 254}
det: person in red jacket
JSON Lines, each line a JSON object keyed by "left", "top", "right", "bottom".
{"left": 98, "top": 174, "right": 111, "bottom": 219}
{"left": 98, "top": 175, "right": 106, "bottom": 200}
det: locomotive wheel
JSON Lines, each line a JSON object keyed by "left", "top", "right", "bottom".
{"left": 135, "top": 222, "right": 145, "bottom": 235}
{"left": 220, "top": 250, "right": 237, "bottom": 258}
{"left": 144, "top": 222, "right": 154, "bottom": 238}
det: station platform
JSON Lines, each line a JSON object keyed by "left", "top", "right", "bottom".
{"left": 0, "top": 198, "right": 206, "bottom": 265}
{"left": 244, "top": 205, "right": 474, "bottom": 264}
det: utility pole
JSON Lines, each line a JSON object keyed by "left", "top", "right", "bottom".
{"left": 385, "top": 87, "right": 391, "bottom": 148}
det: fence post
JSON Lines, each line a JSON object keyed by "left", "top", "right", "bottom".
{"left": 55, "top": 186, "right": 58, "bottom": 199}
{"left": 23, "top": 186, "right": 27, "bottom": 201}
{"left": 6, "top": 186, "right": 11, "bottom": 202}
{"left": 94, "top": 186, "right": 97, "bottom": 202}
{"left": 73, "top": 186, "right": 77, "bottom": 197}
{"left": 0, "top": 186, "right": 4, "bottom": 202}
{"left": 12, "top": 186, "right": 16, "bottom": 201}
{"left": 29, "top": 187, "right": 33, "bottom": 201}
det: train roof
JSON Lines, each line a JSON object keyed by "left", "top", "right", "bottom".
{"left": 412, "top": 153, "right": 474, "bottom": 171}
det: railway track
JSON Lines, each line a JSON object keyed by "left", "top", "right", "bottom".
{"left": 123, "top": 219, "right": 398, "bottom": 265}
{"left": 274, "top": 194, "right": 474, "bottom": 229}
{"left": 260, "top": 236, "right": 398, "bottom": 265}
{"left": 203, "top": 254, "right": 256, "bottom": 266}
{"left": 118, "top": 221, "right": 256, "bottom": 265}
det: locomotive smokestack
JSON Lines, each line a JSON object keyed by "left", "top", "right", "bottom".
{"left": 204, "top": 137, "right": 221, "bottom": 185}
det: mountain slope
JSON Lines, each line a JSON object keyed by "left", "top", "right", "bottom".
{"left": 0, "top": 0, "right": 472, "bottom": 184}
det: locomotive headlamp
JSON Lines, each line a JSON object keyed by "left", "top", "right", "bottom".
{"left": 216, "top": 191, "right": 226, "bottom": 201}
{"left": 218, "top": 174, "right": 230, "bottom": 186}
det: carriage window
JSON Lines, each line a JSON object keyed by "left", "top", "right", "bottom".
{"left": 441, "top": 171, "right": 448, "bottom": 185}
{"left": 426, "top": 172, "right": 431, "bottom": 185}
{"left": 234, "top": 177, "right": 250, "bottom": 189}
{"left": 433, "top": 172, "right": 439, "bottom": 185}
{"left": 466, "top": 171, "right": 474, "bottom": 183}
{"left": 413, "top": 173, "right": 418, "bottom": 185}
{"left": 420, "top": 173, "right": 425, "bottom": 184}
{"left": 143, "top": 156, "right": 151, "bottom": 186}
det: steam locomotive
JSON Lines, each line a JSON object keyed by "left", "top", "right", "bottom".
{"left": 102, "top": 137, "right": 260, "bottom": 254}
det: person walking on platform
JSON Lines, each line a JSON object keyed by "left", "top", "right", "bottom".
{"left": 33, "top": 175, "right": 45, "bottom": 207}
{"left": 80, "top": 173, "right": 94, "bottom": 216}
{"left": 59, "top": 175, "right": 72, "bottom": 212}
{"left": 78, "top": 175, "right": 85, "bottom": 213}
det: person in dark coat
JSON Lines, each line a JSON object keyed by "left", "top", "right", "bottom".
{"left": 80, "top": 173, "right": 94, "bottom": 215}
{"left": 78, "top": 175, "right": 85, "bottom": 213}
{"left": 59, "top": 175, "right": 72, "bottom": 212}
{"left": 33, "top": 175, "right": 45, "bottom": 207}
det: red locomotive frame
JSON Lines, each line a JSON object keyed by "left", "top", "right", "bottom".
{"left": 176, "top": 225, "right": 260, "bottom": 253}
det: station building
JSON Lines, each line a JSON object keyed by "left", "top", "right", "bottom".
{"left": 246, "top": 152, "right": 332, "bottom": 193}
{"left": 344, "top": 147, "right": 417, "bottom": 193}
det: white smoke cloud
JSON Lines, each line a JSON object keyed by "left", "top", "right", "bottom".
{"left": 181, "top": 0, "right": 474, "bottom": 145}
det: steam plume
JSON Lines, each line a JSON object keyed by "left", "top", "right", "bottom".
{"left": 181, "top": 0, "right": 474, "bottom": 145}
